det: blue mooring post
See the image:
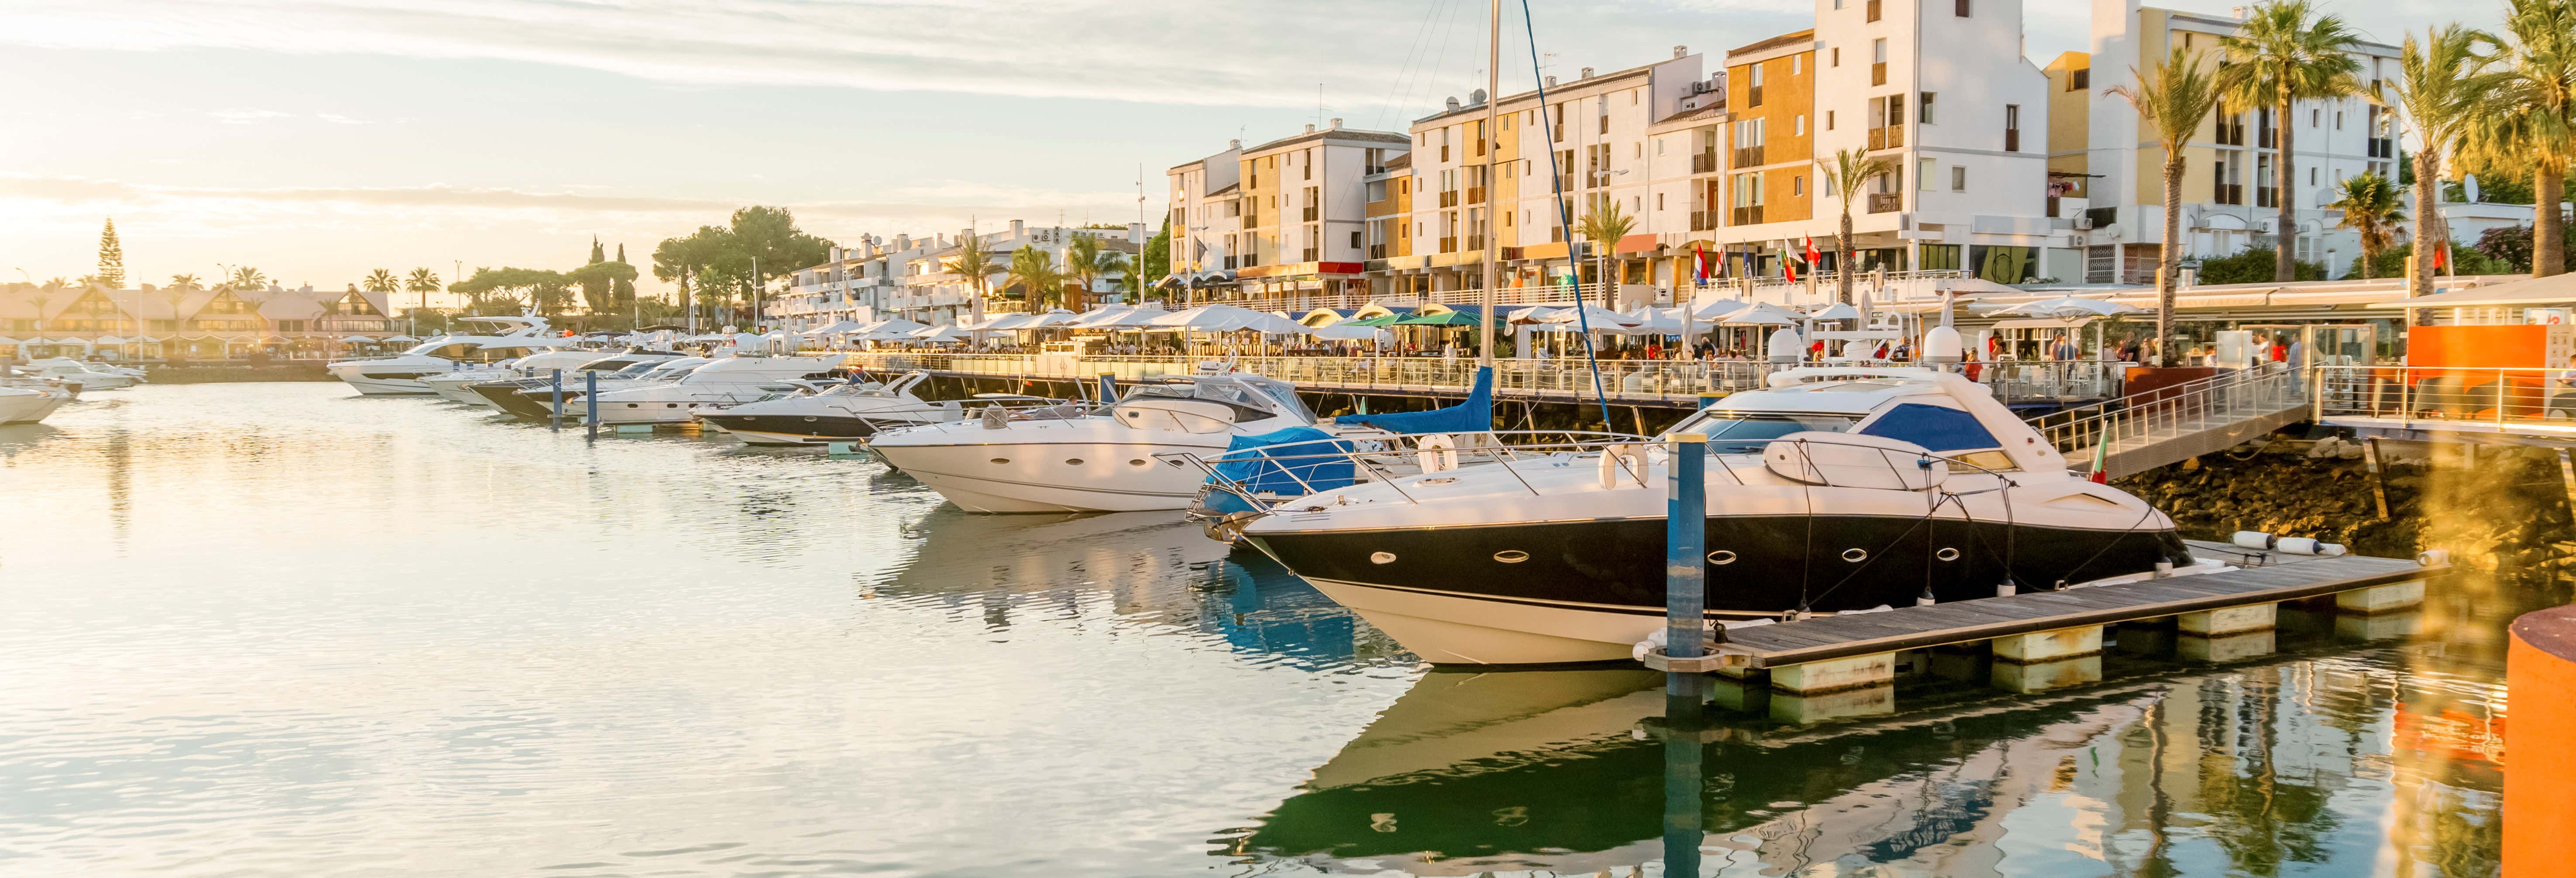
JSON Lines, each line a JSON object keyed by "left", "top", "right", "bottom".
{"left": 549, "top": 368, "right": 563, "bottom": 431}
{"left": 1698, "top": 392, "right": 1722, "bottom": 410}
{"left": 1666, "top": 433, "right": 1708, "bottom": 694}
{"left": 584, "top": 370, "right": 599, "bottom": 441}
{"left": 1097, "top": 372, "right": 1116, "bottom": 404}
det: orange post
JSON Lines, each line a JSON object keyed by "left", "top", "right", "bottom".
{"left": 2506, "top": 604, "right": 2576, "bottom": 875}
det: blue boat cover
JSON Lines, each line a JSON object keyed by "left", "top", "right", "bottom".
{"left": 1333, "top": 366, "right": 1493, "bottom": 434}
{"left": 1209, "top": 426, "right": 1355, "bottom": 496}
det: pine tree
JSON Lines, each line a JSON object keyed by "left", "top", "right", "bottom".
{"left": 590, "top": 235, "right": 605, "bottom": 265}
{"left": 96, "top": 217, "right": 125, "bottom": 289}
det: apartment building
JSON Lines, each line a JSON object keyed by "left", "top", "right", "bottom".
{"left": 776, "top": 221, "right": 1141, "bottom": 329}
{"left": 1167, "top": 122, "right": 1407, "bottom": 305}
{"left": 2070, "top": 0, "right": 2404, "bottom": 282}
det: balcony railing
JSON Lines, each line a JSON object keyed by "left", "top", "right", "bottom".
{"left": 1732, "top": 205, "right": 1766, "bottom": 225}
{"left": 1302, "top": 206, "right": 1319, "bottom": 221}
{"left": 1692, "top": 151, "right": 1719, "bottom": 174}
{"left": 2256, "top": 187, "right": 2278, "bottom": 208}
{"left": 2214, "top": 183, "right": 2243, "bottom": 206}
{"left": 1439, "top": 190, "right": 1460, "bottom": 208}
{"left": 1369, "top": 244, "right": 1387, "bottom": 258}
{"left": 1871, "top": 62, "right": 1887, "bottom": 86}
{"left": 1868, "top": 125, "right": 1905, "bottom": 151}
{"left": 1868, "top": 193, "right": 1902, "bottom": 213}
{"left": 2368, "top": 138, "right": 2393, "bottom": 158}
{"left": 1732, "top": 145, "right": 1766, "bottom": 167}
{"left": 1466, "top": 186, "right": 1485, "bottom": 204}
{"left": 1691, "top": 210, "right": 1720, "bottom": 231}
{"left": 1439, "top": 236, "right": 1458, "bottom": 253}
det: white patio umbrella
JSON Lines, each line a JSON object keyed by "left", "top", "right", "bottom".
{"left": 383, "top": 334, "right": 419, "bottom": 342}
{"left": 1306, "top": 323, "right": 1391, "bottom": 341}
{"left": 1991, "top": 295, "right": 2144, "bottom": 320}
{"left": 1720, "top": 302, "right": 1804, "bottom": 325}
{"left": 1805, "top": 302, "right": 1862, "bottom": 321}
{"left": 0, "top": 336, "right": 19, "bottom": 346}
{"left": 94, "top": 335, "right": 129, "bottom": 345}
{"left": 1537, "top": 303, "right": 1639, "bottom": 330}
{"left": 1688, "top": 297, "right": 1752, "bottom": 320}
{"left": 337, "top": 335, "right": 376, "bottom": 344}
{"left": 913, "top": 325, "right": 972, "bottom": 344}
{"left": 1062, "top": 305, "right": 1133, "bottom": 328}
{"left": 978, "top": 313, "right": 1043, "bottom": 331}
{"left": 865, "top": 318, "right": 930, "bottom": 334}
{"left": 129, "top": 335, "right": 161, "bottom": 344}
{"left": 1026, "top": 308, "right": 1083, "bottom": 327}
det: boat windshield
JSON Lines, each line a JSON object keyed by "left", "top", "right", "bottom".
{"left": 610, "top": 361, "right": 667, "bottom": 377}
{"left": 400, "top": 340, "right": 450, "bottom": 356}
{"left": 1665, "top": 410, "right": 1859, "bottom": 452}
{"left": 640, "top": 364, "right": 701, "bottom": 381}
{"left": 1124, "top": 379, "right": 1278, "bottom": 416}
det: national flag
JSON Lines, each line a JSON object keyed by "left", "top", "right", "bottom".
{"left": 2088, "top": 434, "right": 2111, "bottom": 484}
{"left": 1781, "top": 246, "right": 1798, "bottom": 283}
{"left": 1802, "top": 235, "right": 1822, "bottom": 268}
{"left": 1693, "top": 244, "right": 1711, "bottom": 285}
{"left": 2433, "top": 242, "right": 2449, "bottom": 272}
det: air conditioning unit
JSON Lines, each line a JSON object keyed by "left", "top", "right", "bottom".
{"left": 2074, "top": 217, "right": 2094, "bottom": 230}
{"left": 1691, "top": 80, "right": 1714, "bottom": 95}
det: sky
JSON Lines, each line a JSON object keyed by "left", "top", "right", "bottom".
{"left": 0, "top": 0, "right": 2495, "bottom": 303}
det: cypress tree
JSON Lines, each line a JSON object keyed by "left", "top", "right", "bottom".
{"left": 589, "top": 235, "right": 605, "bottom": 264}
{"left": 97, "top": 217, "right": 125, "bottom": 288}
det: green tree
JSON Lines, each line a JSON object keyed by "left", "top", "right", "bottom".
{"left": 96, "top": 217, "right": 124, "bottom": 288}
{"left": 2466, "top": 0, "right": 2576, "bottom": 276}
{"left": 2390, "top": 25, "right": 2507, "bottom": 303}
{"left": 167, "top": 273, "right": 200, "bottom": 291}
{"left": 404, "top": 268, "right": 441, "bottom": 316}
{"left": 1006, "top": 245, "right": 1067, "bottom": 309}
{"left": 1815, "top": 148, "right": 1895, "bottom": 305}
{"left": 1064, "top": 234, "right": 1126, "bottom": 312}
{"left": 1574, "top": 199, "right": 1635, "bottom": 308}
{"left": 2476, "top": 224, "right": 2536, "bottom": 270}
{"left": 363, "top": 268, "right": 399, "bottom": 294}
{"left": 2195, "top": 246, "right": 2326, "bottom": 283}
{"left": 649, "top": 207, "right": 834, "bottom": 324}
{"left": 951, "top": 233, "right": 999, "bottom": 327}
{"left": 227, "top": 266, "right": 267, "bottom": 290}
{"left": 2327, "top": 171, "right": 2405, "bottom": 278}
{"left": 1140, "top": 220, "right": 1172, "bottom": 303}
{"left": 2217, "top": 0, "right": 2373, "bottom": 282}
{"left": 2350, "top": 239, "right": 2513, "bottom": 277}
{"left": 564, "top": 261, "right": 639, "bottom": 315}
{"left": 613, "top": 244, "right": 635, "bottom": 307}
{"left": 2107, "top": 45, "right": 2226, "bottom": 365}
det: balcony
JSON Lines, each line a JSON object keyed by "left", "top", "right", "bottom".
{"left": 1732, "top": 205, "right": 1766, "bottom": 225}
{"left": 1691, "top": 210, "right": 1720, "bottom": 231}
{"left": 2215, "top": 183, "right": 2243, "bottom": 206}
{"left": 1440, "top": 236, "right": 1459, "bottom": 253}
{"left": 1440, "top": 189, "right": 1460, "bottom": 208}
{"left": 2256, "top": 187, "right": 2278, "bottom": 208}
{"left": 1369, "top": 244, "right": 1387, "bottom": 258}
{"left": 1302, "top": 247, "right": 1319, "bottom": 262}
{"left": 1732, "top": 145, "right": 1767, "bottom": 167}
{"left": 1692, "top": 151, "right": 1718, "bottom": 174}
{"left": 1872, "top": 62, "right": 1887, "bottom": 86}
{"left": 1466, "top": 186, "right": 1485, "bottom": 204}
{"left": 1867, "top": 0, "right": 1881, "bottom": 21}
{"left": 1868, "top": 125, "right": 1905, "bottom": 151}
{"left": 1302, "top": 206, "right": 1319, "bottom": 222}
{"left": 1466, "top": 236, "right": 1485, "bottom": 251}
{"left": 1868, "top": 193, "right": 1902, "bottom": 213}
{"left": 2258, "top": 127, "right": 2277, "bottom": 149}
{"left": 2369, "top": 138, "right": 2394, "bottom": 158}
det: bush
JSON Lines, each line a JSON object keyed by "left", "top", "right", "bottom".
{"left": 2192, "top": 247, "right": 2324, "bottom": 284}
{"left": 2476, "top": 225, "right": 2534, "bottom": 272}
{"left": 2345, "top": 240, "right": 2514, "bottom": 279}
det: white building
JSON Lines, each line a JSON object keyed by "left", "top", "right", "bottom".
{"left": 775, "top": 221, "right": 1143, "bottom": 330}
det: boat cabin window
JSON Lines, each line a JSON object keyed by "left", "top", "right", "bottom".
{"left": 1121, "top": 379, "right": 1285, "bottom": 423}
{"left": 611, "top": 361, "right": 666, "bottom": 377}
{"left": 1668, "top": 411, "right": 1859, "bottom": 452}
{"left": 1854, "top": 403, "right": 2002, "bottom": 452}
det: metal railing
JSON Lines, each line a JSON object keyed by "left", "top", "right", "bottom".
{"left": 2314, "top": 365, "right": 2576, "bottom": 432}
{"left": 2032, "top": 366, "right": 2304, "bottom": 457}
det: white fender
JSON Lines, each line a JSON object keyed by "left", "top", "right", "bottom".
{"left": 1598, "top": 443, "right": 1651, "bottom": 489}
{"left": 1416, "top": 433, "right": 1458, "bottom": 473}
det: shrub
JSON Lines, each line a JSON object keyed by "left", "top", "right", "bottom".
{"left": 2192, "top": 247, "right": 2324, "bottom": 284}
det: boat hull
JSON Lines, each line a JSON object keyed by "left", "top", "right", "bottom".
{"left": 695, "top": 413, "right": 886, "bottom": 444}
{"left": 1248, "top": 513, "right": 2194, "bottom": 665}
{"left": 0, "top": 392, "right": 67, "bottom": 424}
{"left": 868, "top": 438, "right": 1226, "bottom": 513}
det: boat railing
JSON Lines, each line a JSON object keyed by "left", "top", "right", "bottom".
{"left": 2031, "top": 365, "right": 2304, "bottom": 456}
{"left": 1175, "top": 430, "right": 2013, "bottom": 508}
{"left": 2312, "top": 364, "right": 2576, "bottom": 433}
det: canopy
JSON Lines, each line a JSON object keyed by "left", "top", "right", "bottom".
{"left": 912, "top": 325, "right": 972, "bottom": 343}
{"left": 2367, "top": 274, "right": 2564, "bottom": 308}
{"left": 977, "top": 313, "right": 1044, "bottom": 331}
{"left": 129, "top": 335, "right": 160, "bottom": 344}
{"left": 337, "top": 335, "right": 377, "bottom": 344}
{"left": 1208, "top": 426, "right": 1356, "bottom": 497}
{"left": 1805, "top": 302, "right": 1862, "bottom": 321}
{"left": 1687, "top": 298, "right": 1752, "bottom": 320}
{"left": 1340, "top": 313, "right": 1406, "bottom": 327}
{"left": 1720, "top": 302, "right": 1805, "bottom": 325}
{"left": 0, "top": 337, "right": 18, "bottom": 345}
{"left": 1306, "top": 324, "right": 1391, "bottom": 341}
{"left": 1026, "top": 308, "right": 1084, "bottom": 327}
{"left": 1062, "top": 305, "right": 1135, "bottom": 328}
{"left": 1151, "top": 304, "right": 1303, "bottom": 333}
{"left": 1935, "top": 277, "right": 2028, "bottom": 295}
{"left": 93, "top": 335, "right": 129, "bottom": 344}
{"left": 1090, "top": 304, "right": 1172, "bottom": 328}
{"left": 809, "top": 320, "right": 871, "bottom": 335}
{"left": 1334, "top": 366, "right": 1494, "bottom": 434}
{"left": 1391, "top": 310, "right": 1483, "bottom": 327}
{"left": 1992, "top": 295, "right": 2144, "bottom": 319}
{"left": 1536, "top": 303, "right": 1637, "bottom": 330}
{"left": 383, "top": 334, "right": 419, "bottom": 342}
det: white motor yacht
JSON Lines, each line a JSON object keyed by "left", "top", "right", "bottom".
{"left": 696, "top": 371, "right": 964, "bottom": 446}
{"left": 456, "top": 350, "right": 690, "bottom": 416}
{"left": 588, "top": 356, "right": 842, "bottom": 425}
{"left": 324, "top": 314, "right": 572, "bottom": 396}
{"left": 1232, "top": 367, "right": 2200, "bottom": 665}
{"left": 865, "top": 371, "right": 1368, "bottom": 514}
{"left": 0, "top": 385, "right": 71, "bottom": 424}
{"left": 24, "top": 359, "right": 136, "bottom": 389}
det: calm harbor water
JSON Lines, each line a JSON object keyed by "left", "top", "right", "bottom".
{"left": 0, "top": 382, "right": 2551, "bottom": 877}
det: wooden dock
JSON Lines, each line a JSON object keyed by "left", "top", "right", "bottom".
{"left": 1646, "top": 552, "right": 2445, "bottom": 723}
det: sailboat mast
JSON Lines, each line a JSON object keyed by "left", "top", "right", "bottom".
{"left": 1478, "top": 0, "right": 1500, "bottom": 368}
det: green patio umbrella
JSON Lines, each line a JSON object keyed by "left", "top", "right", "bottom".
{"left": 1342, "top": 313, "right": 1407, "bottom": 327}
{"left": 1392, "top": 311, "right": 1483, "bottom": 326}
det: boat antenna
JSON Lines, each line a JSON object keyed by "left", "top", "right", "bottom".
{"left": 1519, "top": 0, "right": 1612, "bottom": 430}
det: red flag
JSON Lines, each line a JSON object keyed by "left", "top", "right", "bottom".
{"left": 2433, "top": 242, "right": 2448, "bottom": 272}
{"left": 1782, "top": 248, "right": 1799, "bottom": 283}
{"left": 1693, "top": 244, "right": 1710, "bottom": 285}
{"left": 1803, "top": 234, "right": 1822, "bottom": 268}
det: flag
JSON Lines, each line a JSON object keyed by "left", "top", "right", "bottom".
{"left": 2433, "top": 242, "right": 2449, "bottom": 272}
{"left": 2089, "top": 434, "right": 2111, "bottom": 484}
{"left": 1781, "top": 246, "right": 1798, "bottom": 283}
{"left": 1693, "top": 244, "right": 1710, "bottom": 285}
{"left": 1802, "top": 235, "right": 1822, "bottom": 269}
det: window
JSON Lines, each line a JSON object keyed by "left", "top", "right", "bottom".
{"left": 1657, "top": 193, "right": 1664, "bottom": 210}
{"left": 2004, "top": 103, "right": 2020, "bottom": 151}
{"left": 2336, "top": 110, "right": 2345, "bottom": 129}
{"left": 1350, "top": 231, "right": 1361, "bottom": 248}
{"left": 1791, "top": 55, "right": 1802, "bottom": 75}
{"left": 1795, "top": 114, "right": 1806, "bottom": 136}
{"left": 1955, "top": 0, "right": 1970, "bottom": 16}
{"left": 1920, "top": 158, "right": 1936, "bottom": 190}
{"left": 1920, "top": 91, "right": 1936, "bottom": 124}
{"left": 1793, "top": 176, "right": 1805, "bottom": 196}
{"left": 2312, "top": 108, "right": 2321, "bottom": 127}
{"left": 1827, "top": 110, "right": 1836, "bottom": 130}
{"left": 1857, "top": 403, "right": 1999, "bottom": 452}
{"left": 1832, "top": 47, "right": 1840, "bottom": 66}
{"left": 2068, "top": 68, "right": 2089, "bottom": 90}
{"left": 1951, "top": 165, "right": 1966, "bottom": 190}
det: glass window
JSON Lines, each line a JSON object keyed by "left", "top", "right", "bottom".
{"left": 1668, "top": 411, "right": 1857, "bottom": 452}
{"left": 1856, "top": 403, "right": 2000, "bottom": 451}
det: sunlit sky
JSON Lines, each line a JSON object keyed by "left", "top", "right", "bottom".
{"left": 0, "top": 0, "right": 2490, "bottom": 300}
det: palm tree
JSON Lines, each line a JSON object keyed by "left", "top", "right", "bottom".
{"left": 166, "top": 273, "right": 201, "bottom": 291}
{"left": 2390, "top": 26, "right": 2506, "bottom": 302}
{"left": 2326, "top": 171, "right": 2405, "bottom": 278}
{"left": 953, "top": 232, "right": 1000, "bottom": 311}
{"left": 363, "top": 268, "right": 398, "bottom": 294}
{"left": 2216, "top": 0, "right": 2372, "bottom": 282}
{"left": 1816, "top": 149, "right": 1897, "bottom": 305}
{"left": 1006, "top": 245, "right": 1067, "bottom": 310}
{"left": 1574, "top": 199, "right": 1636, "bottom": 309}
{"left": 227, "top": 266, "right": 268, "bottom": 290}
{"left": 2108, "top": 45, "right": 2225, "bottom": 366}
{"left": 1064, "top": 234, "right": 1126, "bottom": 313}
{"left": 2467, "top": 0, "right": 2576, "bottom": 276}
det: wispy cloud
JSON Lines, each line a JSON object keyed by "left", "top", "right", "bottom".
{"left": 208, "top": 108, "right": 293, "bottom": 124}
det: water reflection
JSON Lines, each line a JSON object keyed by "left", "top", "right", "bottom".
{"left": 1231, "top": 569, "right": 2544, "bottom": 877}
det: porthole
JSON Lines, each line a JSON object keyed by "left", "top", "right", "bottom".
{"left": 666, "top": 403, "right": 678, "bottom": 408}
{"left": 626, "top": 403, "right": 637, "bottom": 408}
{"left": 1369, "top": 551, "right": 1397, "bottom": 565}
{"left": 1167, "top": 460, "right": 1186, "bottom": 467}
{"left": 1707, "top": 550, "right": 1736, "bottom": 565}
{"left": 1842, "top": 548, "right": 1868, "bottom": 563}
{"left": 990, "top": 458, "right": 1010, "bottom": 464}
{"left": 804, "top": 416, "right": 818, "bottom": 422}
{"left": 1492, "top": 550, "right": 1529, "bottom": 564}
{"left": 1065, "top": 458, "right": 1084, "bottom": 465}
{"left": 1128, "top": 459, "right": 1148, "bottom": 466}
{"left": 1935, "top": 547, "right": 1961, "bottom": 562}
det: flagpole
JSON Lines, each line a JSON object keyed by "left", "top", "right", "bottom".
{"left": 1477, "top": 0, "right": 1500, "bottom": 370}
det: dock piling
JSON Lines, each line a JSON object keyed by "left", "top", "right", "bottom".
{"left": 549, "top": 369, "right": 562, "bottom": 431}
{"left": 1665, "top": 433, "right": 1708, "bottom": 703}
{"left": 584, "top": 370, "right": 598, "bottom": 441}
